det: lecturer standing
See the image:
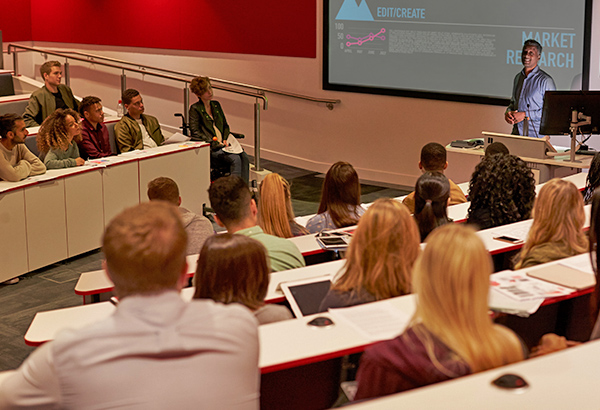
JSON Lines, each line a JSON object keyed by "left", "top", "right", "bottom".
{"left": 505, "top": 39, "right": 555, "bottom": 137}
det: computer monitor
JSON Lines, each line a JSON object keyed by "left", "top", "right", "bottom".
{"left": 540, "top": 91, "right": 600, "bottom": 135}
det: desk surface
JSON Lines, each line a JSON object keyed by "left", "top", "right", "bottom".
{"left": 348, "top": 338, "right": 600, "bottom": 409}
{"left": 27, "top": 253, "right": 595, "bottom": 375}
{"left": 75, "top": 254, "right": 199, "bottom": 296}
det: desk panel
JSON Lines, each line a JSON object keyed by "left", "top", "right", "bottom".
{"left": 65, "top": 170, "right": 103, "bottom": 257}
{"left": 101, "top": 162, "right": 139, "bottom": 227}
{"left": 0, "top": 189, "right": 28, "bottom": 281}
{"left": 138, "top": 146, "right": 210, "bottom": 216}
{"left": 24, "top": 179, "right": 68, "bottom": 271}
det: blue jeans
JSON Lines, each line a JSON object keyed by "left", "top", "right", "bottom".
{"left": 211, "top": 149, "right": 250, "bottom": 183}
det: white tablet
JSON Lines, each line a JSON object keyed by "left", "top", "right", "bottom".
{"left": 280, "top": 275, "right": 333, "bottom": 318}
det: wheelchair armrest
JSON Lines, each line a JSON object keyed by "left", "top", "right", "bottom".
{"left": 231, "top": 132, "right": 245, "bottom": 139}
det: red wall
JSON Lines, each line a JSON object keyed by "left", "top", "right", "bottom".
{"left": 25, "top": 0, "right": 316, "bottom": 58}
{"left": 0, "top": 0, "right": 33, "bottom": 42}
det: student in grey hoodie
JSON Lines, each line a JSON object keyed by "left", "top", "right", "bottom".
{"left": 147, "top": 177, "right": 213, "bottom": 255}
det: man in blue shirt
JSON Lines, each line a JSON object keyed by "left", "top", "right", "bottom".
{"left": 505, "top": 39, "right": 556, "bottom": 138}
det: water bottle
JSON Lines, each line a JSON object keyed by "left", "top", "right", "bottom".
{"left": 117, "top": 100, "right": 124, "bottom": 117}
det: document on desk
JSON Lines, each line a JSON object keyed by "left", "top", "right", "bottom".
{"left": 162, "top": 132, "right": 191, "bottom": 145}
{"left": 490, "top": 220, "right": 533, "bottom": 242}
{"left": 328, "top": 301, "right": 410, "bottom": 342}
{"left": 490, "top": 270, "right": 572, "bottom": 302}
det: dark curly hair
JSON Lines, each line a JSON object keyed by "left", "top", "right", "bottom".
{"left": 467, "top": 154, "right": 535, "bottom": 229}
{"left": 37, "top": 108, "right": 81, "bottom": 153}
{"left": 584, "top": 153, "right": 600, "bottom": 204}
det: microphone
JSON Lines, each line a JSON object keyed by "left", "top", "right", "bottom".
{"left": 526, "top": 104, "right": 538, "bottom": 138}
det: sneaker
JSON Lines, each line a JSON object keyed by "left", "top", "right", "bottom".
{"left": 2, "top": 277, "right": 19, "bottom": 285}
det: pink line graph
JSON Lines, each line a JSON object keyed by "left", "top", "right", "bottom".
{"left": 346, "top": 28, "right": 386, "bottom": 47}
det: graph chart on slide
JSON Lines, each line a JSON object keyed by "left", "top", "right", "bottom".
{"left": 346, "top": 28, "right": 386, "bottom": 47}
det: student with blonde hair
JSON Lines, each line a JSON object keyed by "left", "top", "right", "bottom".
{"left": 194, "top": 234, "right": 293, "bottom": 324}
{"left": 258, "top": 173, "right": 308, "bottom": 238}
{"left": 514, "top": 178, "right": 588, "bottom": 269}
{"left": 354, "top": 224, "right": 524, "bottom": 399}
{"left": 319, "top": 198, "right": 420, "bottom": 310}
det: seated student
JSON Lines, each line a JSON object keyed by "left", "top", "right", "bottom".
{"left": 319, "top": 198, "right": 420, "bottom": 310}
{"left": 306, "top": 161, "right": 365, "bottom": 233}
{"left": 37, "top": 108, "right": 85, "bottom": 169}
{"left": 189, "top": 76, "right": 250, "bottom": 183}
{"left": 147, "top": 176, "right": 213, "bottom": 255}
{"left": 23, "top": 61, "right": 80, "bottom": 127}
{"left": 0, "top": 114, "right": 46, "bottom": 182}
{"left": 354, "top": 224, "right": 524, "bottom": 400}
{"left": 114, "top": 89, "right": 164, "bottom": 152}
{"left": 258, "top": 173, "right": 308, "bottom": 238}
{"left": 194, "top": 234, "right": 293, "bottom": 325}
{"left": 484, "top": 141, "right": 509, "bottom": 157}
{"left": 403, "top": 142, "right": 466, "bottom": 213}
{"left": 0, "top": 201, "right": 260, "bottom": 409}
{"left": 588, "top": 192, "right": 600, "bottom": 340}
{"left": 583, "top": 152, "right": 600, "bottom": 204}
{"left": 78, "top": 96, "right": 113, "bottom": 159}
{"left": 467, "top": 154, "right": 536, "bottom": 230}
{"left": 413, "top": 172, "right": 451, "bottom": 242}
{"left": 531, "top": 190, "right": 600, "bottom": 354}
{"left": 208, "top": 175, "right": 305, "bottom": 272}
{"left": 514, "top": 179, "right": 587, "bottom": 269}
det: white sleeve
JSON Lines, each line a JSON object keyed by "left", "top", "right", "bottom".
{"left": 0, "top": 342, "right": 61, "bottom": 409}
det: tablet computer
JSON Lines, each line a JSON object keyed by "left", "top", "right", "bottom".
{"left": 280, "top": 276, "right": 333, "bottom": 318}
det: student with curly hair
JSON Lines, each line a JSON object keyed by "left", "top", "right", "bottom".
{"left": 583, "top": 152, "right": 600, "bottom": 204}
{"left": 37, "top": 108, "right": 85, "bottom": 169}
{"left": 467, "top": 154, "right": 536, "bottom": 230}
{"left": 306, "top": 161, "right": 365, "bottom": 233}
{"left": 354, "top": 224, "right": 524, "bottom": 400}
{"left": 258, "top": 173, "right": 308, "bottom": 238}
{"left": 319, "top": 198, "right": 420, "bottom": 310}
{"left": 413, "top": 172, "right": 452, "bottom": 242}
{"left": 194, "top": 234, "right": 293, "bottom": 324}
{"left": 514, "top": 179, "right": 588, "bottom": 269}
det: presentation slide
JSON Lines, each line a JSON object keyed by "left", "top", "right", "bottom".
{"left": 325, "top": 0, "right": 588, "bottom": 104}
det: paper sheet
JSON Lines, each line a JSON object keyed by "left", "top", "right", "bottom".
{"left": 222, "top": 134, "right": 243, "bottom": 154}
{"left": 558, "top": 253, "right": 595, "bottom": 275}
{"left": 162, "top": 132, "right": 191, "bottom": 145}
{"left": 490, "top": 220, "right": 533, "bottom": 242}
{"left": 490, "top": 270, "right": 573, "bottom": 302}
{"left": 328, "top": 301, "right": 410, "bottom": 342}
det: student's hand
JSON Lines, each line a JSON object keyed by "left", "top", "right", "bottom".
{"left": 75, "top": 157, "right": 85, "bottom": 166}
{"left": 530, "top": 333, "right": 578, "bottom": 357}
{"left": 223, "top": 139, "right": 229, "bottom": 147}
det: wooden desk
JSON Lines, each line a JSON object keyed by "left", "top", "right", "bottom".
{"left": 348, "top": 339, "right": 600, "bottom": 409}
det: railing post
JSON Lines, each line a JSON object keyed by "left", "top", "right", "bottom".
{"left": 184, "top": 84, "right": 190, "bottom": 131}
{"left": 12, "top": 47, "right": 18, "bottom": 76}
{"left": 254, "top": 100, "right": 262, "bottom": 172}
{"left": 64, "top": 61, "right": 70, "bottom": 87}
{"left": 120, "top": 72, "right": 126, "bottom": 99}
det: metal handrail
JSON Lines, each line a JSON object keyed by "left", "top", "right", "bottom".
{"left": 58, "top": 49, "right": 342, "bottom": 109}
{"left": 9, "top": 43, "right": 346, "bottom": 171}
